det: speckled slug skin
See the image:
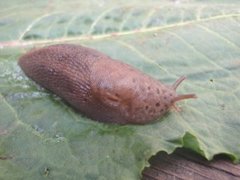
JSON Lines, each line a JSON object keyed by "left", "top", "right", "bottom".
{"left": 19, "top": 44, "right": 196, "bottom": 124}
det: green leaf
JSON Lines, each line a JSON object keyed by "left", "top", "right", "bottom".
{"left": 1, "top": 0, "right": 240, "bottom": 179}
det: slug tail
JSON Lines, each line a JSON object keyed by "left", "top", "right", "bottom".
{"left": 173, "top": 94, "right": 197, "bottom": 102}
{"left": 172, "top": 76, "right": 186, "bottom": 90}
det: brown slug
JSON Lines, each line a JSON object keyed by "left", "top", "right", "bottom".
{"left": 19, "top": 44, "right": 196, "bottom": 125}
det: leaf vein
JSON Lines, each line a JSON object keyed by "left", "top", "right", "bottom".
{"left": 197, "top": 24, "right": 240, "bottom": 50}
{"left": 2, "top": 13, "right": 239, "bottom": 48}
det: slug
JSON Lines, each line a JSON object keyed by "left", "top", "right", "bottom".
{"left": 19, "top": 44, "right": 196, "bottom": 125}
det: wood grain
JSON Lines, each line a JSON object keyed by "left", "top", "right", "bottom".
{"left": 142, "top": 148, "right": 240, "bottom": 180}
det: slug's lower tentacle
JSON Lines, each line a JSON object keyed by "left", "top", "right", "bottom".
{"left": 173, "top": 103, "right": 181, "bottom": 112}
{"left": 172, "top": 94, "right": 197, "bottom": 111}
{"left": 173, "top": 94, "right": 197, "bottom": 102}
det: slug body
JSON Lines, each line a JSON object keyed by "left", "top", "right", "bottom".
{"left": 19, "top": 44, "right": 196, "bottom": 124}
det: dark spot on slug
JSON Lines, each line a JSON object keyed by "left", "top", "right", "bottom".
{"left": 164, "top": 104, "right": 168, "bottom": 109}
{"left": 140, "top": 85, "right": 145, "bottom": 93}
{"left": 18, "top": 44, "right": 196, "bottom": 125}
{"left": 149, "top": 108, "right": 154, "bottom": 114}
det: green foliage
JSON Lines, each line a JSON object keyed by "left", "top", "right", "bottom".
{"left": 0, "top": 1, "right": 240, "bottom": 179}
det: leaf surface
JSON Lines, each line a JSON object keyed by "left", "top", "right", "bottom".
{"left": 0, "top": 1, "right": 240, "bottom": 179}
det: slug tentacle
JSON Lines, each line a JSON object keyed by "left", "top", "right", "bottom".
{"left": 172, "top": 94, "right": 197, "bottom": 112}
{"left": 172, "top": 76, "right": 186, "bottom": 90}
{"left": 171, "top": 76, "right": 196, "bottom": 111}
{"left": 172, "top": 75, "right": 196, "bottom": 102}
{"left": 173, "top": 94, "right": 197, "bottom": 102}
{"left": 173, "top": 104, "right": 181, "bottom": 112}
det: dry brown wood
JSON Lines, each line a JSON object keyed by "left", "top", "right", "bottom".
{"left": 142, "top": 148, "right": 240, "bottom": 180}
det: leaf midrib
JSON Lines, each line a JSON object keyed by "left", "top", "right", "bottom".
{"left": 0, "top": 13, "right": 239, "bottom": 48}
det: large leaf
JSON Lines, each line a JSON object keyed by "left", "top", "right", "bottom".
{"left": 1, "top": 0, "right": 240, "bottom": 179}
